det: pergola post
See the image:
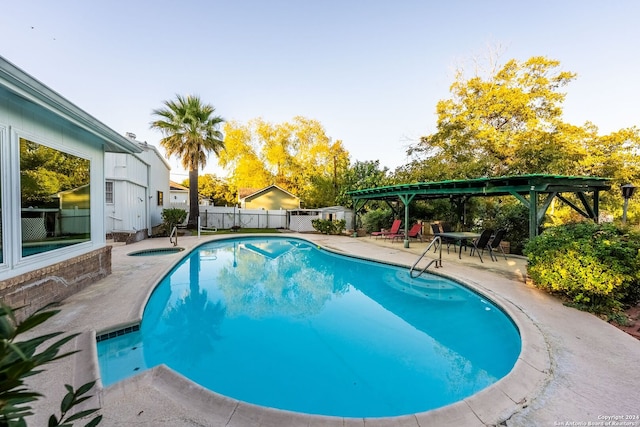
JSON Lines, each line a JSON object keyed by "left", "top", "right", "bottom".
{"left": 529, "top": 188, "right": 539, "bottom": 238}
{"left": 398, "top": 194, "right": 415, "bottom": 248}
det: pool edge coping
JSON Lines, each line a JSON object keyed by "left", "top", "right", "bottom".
{"left": 92, "top": 233, "right": 552, "bottom": 426}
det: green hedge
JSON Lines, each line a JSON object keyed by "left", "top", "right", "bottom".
{"left": 361, "top": 209, "right": 394, "bottom": 233}
{"left": 311, "top": 219, "right": 346, "bottom": 235}
{"left": 524, "top": 222, "right": 640, "bottom": 313}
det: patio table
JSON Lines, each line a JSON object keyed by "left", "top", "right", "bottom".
{"left": 435, "top": 231, "right": 481, "bottom": 259}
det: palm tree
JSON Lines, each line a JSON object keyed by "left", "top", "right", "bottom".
{"left": 150, "top": 94, "right": 224, "bottom": 228}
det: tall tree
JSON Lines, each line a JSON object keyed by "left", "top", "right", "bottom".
{"left": 403, "top": 55, "right": 640, "bottom": 222}
{"left": 185, "top": 174, "right": 236, "bottom": 206}
{"left": 409, "top": 56, "right": 577, "bottom": 179}
{"left": 335, "top": 160, "right": 389, "bottom": 208}
{"left": 219, "top": 117, "right": 349, "bottom": 208}
{"left": 151, "top": 94, "right": 225, "bottom": 227}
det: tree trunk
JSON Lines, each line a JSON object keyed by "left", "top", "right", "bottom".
{"left": 188, "top": 169, "right": 199, "bottom": 228}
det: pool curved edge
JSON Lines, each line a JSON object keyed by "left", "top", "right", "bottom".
{"left": 96, "top": 234, "right": 552, "bottom": 425}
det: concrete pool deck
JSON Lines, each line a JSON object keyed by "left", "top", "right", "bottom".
{"left": 25, "top": 233, "right": 640, "bottom": 426}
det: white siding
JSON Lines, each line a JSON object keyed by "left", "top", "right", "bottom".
{"left": 139, "top": 144, "right": 170, "bottom": 229}
{"left": 104, "top": 140, "right": 170, "bottom": 234}
{"left": 0, "top": 88, "right": 107, "bottom": 280}
{"left": 171, "top": 190, "right": 189, "bottom": 205}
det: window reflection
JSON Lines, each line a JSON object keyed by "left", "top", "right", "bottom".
{"left": 20, "top": 138, "right": 91, "bottom": 257}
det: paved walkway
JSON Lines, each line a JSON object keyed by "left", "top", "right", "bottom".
{"left": 25, "top": 233, "right": 640, "bottom": 426}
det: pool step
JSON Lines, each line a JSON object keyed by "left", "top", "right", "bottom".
{"left": 383, "top": 270, "right": 468, "bottom": 302}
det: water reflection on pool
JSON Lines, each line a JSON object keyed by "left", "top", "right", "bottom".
{"left": 98, "top": 236, "right": 521, "bottom": 418}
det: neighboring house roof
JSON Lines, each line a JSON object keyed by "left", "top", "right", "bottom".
{"left": 320, "top": 206, "right": 350, "bottom": 212}
{"left": 240, "top": 185, "right": 299, "bottom": 201}
{"left": 0, "top": 55, "right": 141, "bottom": 154}
{"left": 57, "top": 184, "right": 90, "bottom": 209}
{"left": 169, "top": 180, "right": 189, "bottom": 191}
{"left": 238, "top": 188, "right": 258, "bottom": 199}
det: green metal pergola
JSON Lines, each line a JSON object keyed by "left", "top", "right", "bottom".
{"left": 348, "top": 174, "right": 612, "bottom": 248}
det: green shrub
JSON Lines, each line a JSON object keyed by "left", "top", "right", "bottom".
{"left": 474, "top": 200, "right": 529, "bottom": 254}
{"left": 160, "top": 208, "right": 188, "bottom": 235}
{"left": 524, "top": 222, "right": 640, "bottom": 313}
{"left": 311, "top": 219, "right": 346, "bottom": 235}
{"left": 334, "top": 219, "right": 346, "bottom": 234}
{"left": 361, "top": 209, "right": 394, "bottom": 233}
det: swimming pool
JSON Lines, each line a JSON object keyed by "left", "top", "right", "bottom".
{"left": 97, "top": 236, "right": 521, "bottom": 418}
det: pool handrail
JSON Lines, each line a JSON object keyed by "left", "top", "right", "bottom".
{"left": 169, "top": 226, "right": 178, "bottom": 246}
{"left": 409, "top": 236, "right": 442, "bottom": 278}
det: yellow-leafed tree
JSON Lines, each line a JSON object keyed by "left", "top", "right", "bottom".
{"left": 219, "top": 117, "right": 349, "bottom": 207}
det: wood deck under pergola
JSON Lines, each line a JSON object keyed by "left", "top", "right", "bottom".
{"left": 348, "top": 174, "right": 612, "bottom": 247}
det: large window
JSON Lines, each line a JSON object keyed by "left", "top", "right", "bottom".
{"left": 20, "top": 138, "right": 91, "bottom": 257}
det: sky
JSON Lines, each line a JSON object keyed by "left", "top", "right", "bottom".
{"left": 1, "top": 0, "right": 639, "bottom": 181}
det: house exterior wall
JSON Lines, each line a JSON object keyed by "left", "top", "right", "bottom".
{"left": 0, "top": 87, "right": 107, "bottom": 284}
{"left": 0, "top": 56, "right": 140, "bottom": 318}
{"left": 105, "top": 152, "right": 147, "bottom": 233}
{"left": 104, "top": 142, "right": 170, "bottom": 235}
{"left": 142, "top": 144, "right": 170, "bottom": 229}
{"left": 243, "top": 188, "right": 300, "bottom": 210}
{"left": 170, "top": 189, "right": 189, "bottom": 206}
{"left": 0, "top": 246, "right": 111, "bottom": 322}
{"left": 321, "top": 209, "right": 354, "bottom": 228}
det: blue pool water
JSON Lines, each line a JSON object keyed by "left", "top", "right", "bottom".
{"left": 97, "top": 237, "right": 521, "bottom": 418}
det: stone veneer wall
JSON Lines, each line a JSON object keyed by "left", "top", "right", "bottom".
{"left": 0, "top": 246, "right": 112, "bottom": 322}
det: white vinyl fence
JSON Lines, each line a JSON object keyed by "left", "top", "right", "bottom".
{"left": 199, "top": 207, "right": 288, "bottom": 229}
{"left": 169, "top": 206, "right": 352, "bottom": 231}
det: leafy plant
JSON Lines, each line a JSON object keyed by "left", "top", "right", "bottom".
{"left": 475, "top": 200, "right": 530, "bottom": 254}
{"left": 361, "top": 209, "right": 394, "bottom": 234}
{"left": 333, "top": 219, "right": 346, "bottom": 234}
{"left": 524, "top": 222, "right": 640, "bottom": 313}
{"left": 311, "top": 219, "right": 346, "bottom": 235}
{"left": 160, "top": 208, "right": 188, "bottom": 235}
{"left": 48, "top": 382, "right": 102, "bottom": 427}
{"left": 0, "top": 303, "right": 102, "bottom": 426}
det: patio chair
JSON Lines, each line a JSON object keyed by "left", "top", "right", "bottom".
{"left": 469, "top": 229, "right": 494, "bottom": 263}
{"left": 371, "top": 219, "right": 401, "bottom": 239}
{"left": 431, "top": 222, "right": 455, "bottom": 253}
{"left": 390, "top": 223, "right": 423, "bottom": 242}
{"left": 488, "top": 229, "right": 508, "bottom": 261}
